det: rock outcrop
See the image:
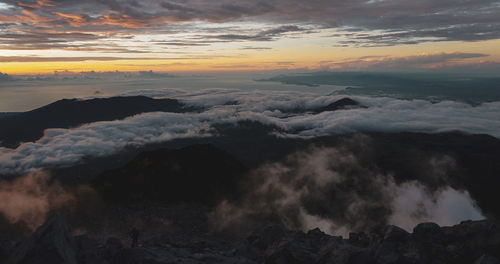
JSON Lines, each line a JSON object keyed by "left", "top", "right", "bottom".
{"left": 2, "top": 215, "right": 499, "bottom": 264}
{"left": 5, "top": 213, "right": 77, "bottom": 264}
{"left": 243, "top": 220, "right": 500, "bottom": 264}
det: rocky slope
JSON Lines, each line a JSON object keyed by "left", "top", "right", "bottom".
{"left": 1, "top": 213, "right": 499, "bottom": 264}
{"left": 2, "top": 129, "right": 500, "bottom": 263}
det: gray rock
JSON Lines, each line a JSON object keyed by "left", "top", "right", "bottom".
{"left": 413, "top": 222, "right": 443, "bottom": 241}
{"left": 2, "top": 209, "right": 499, "bottom": 264}
{"left": 264, "top": 236, "right": 317, "bottom": 264}
{"left": 247, "top": 224, "right": 287, "bottom": 251}
{"left": 111, "top": 248, "right": 163, "bottom": 264}
{"left": 307, "top": 228, "right": 336, "bottom": 248}
{"left": 0, "top": 234, "right": 13, "bottom": 261}
{"left": 74, "top": 235, "right": 110, "bottom": 264}
{"left": 474, "top": 255, "right": 500, "bottom": 264}
{"left": 6, "top": 213, "right": 77, "bottom": 264}
{"left": 383, "top": 225, "right": 410, "bottom": 242}
{"left": 105, "top": 237, "right": 124, "bottom": 257}
{"left": 374, "top": 226, "right": 410, "bottom": 264}
{"left": 318, "top": 240, "right": 373, "bottom": 264}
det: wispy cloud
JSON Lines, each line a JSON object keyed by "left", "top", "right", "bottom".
{"left": 1, "top": 0, "right": 499, "bottom": 52}
{"left": 320, "top": 52, "right": 490, "bottom": 70}
{"left": 208, "top": 25, "right": 304, "bottom": 41}
{"left": 0, "top": 54, "right": 231, "bottom": 62}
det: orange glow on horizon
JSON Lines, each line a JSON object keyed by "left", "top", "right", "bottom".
{"left": 1, "top": 39, "right": 500, "bottom": 75}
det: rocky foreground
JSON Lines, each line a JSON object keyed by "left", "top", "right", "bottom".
{"left": 1, "top": 213, "right": 499, "bottom": 264}
{"left": 2, "top": 119, "right": 500, "bottom": 264}
{"left": 1, "top": 141, "right": 500, "bottom": 263}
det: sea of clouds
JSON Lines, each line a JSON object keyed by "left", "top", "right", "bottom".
{"left": 1, "top": 88, "right": 499, "bottom": 175}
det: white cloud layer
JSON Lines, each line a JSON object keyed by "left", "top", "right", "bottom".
{"left": 389, "top": 182, "right": 484, "bottom": 231}
{"left": 1, "top": 88, "right": 499, "bottom": 174}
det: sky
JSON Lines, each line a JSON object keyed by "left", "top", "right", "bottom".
{"left": 1, "top": 0, "right": 500, "bottom": 74}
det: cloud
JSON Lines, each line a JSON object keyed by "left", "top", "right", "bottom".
{"left": 0, "top": 71, "right": 13, "bottom": 81}
{"left": 0, "top": 56, "right": 176, "bottom": 62}
{"left": 1, "top": 0, "right": 499, "bottom": 50}
{"left": 0, "top": 2, "right": 15, "bottom": 10}
{"left": 389, "top": 181, "right": 484, "bottom": 231}
{"left": 0, "top": 170, "right": 94, "bottom": 231}
{"left": 134, "top": 88, "right": 500, "bottom": 138}
{"left": 2, "top": 70, "right": 176, "bottom": 81}
{"left": 1, "top": 89, "right": 499, "bottom": 175}
{"left": 209, "top": 144, "right": 484, "bottom": 236}
{"left": 320, "top": 52, "right": 490, "bottom": 70}
{"left": 209, "top": 25, "right": 305, "bottom": 41}
{"left": 240, "top": 46, "right": 272, "bottom": 50}
{"left": 0, "top": 111, "right": 218, "bottom": 174}
{"left": 154, "top": 40, "right": 212, "bottom": 47}
{"left": 0, "top": 31, "right": 100, "bottom": 44}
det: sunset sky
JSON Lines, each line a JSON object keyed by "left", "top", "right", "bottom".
{"left": 1, "top": 0, "right": 500, "bottom": 74}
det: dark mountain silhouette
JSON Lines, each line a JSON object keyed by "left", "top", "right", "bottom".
{"left": 260, "top": 72, "right": 500, "bottom": 104}
{"left": 275, "top": 97, "right": 364, "bottom": 114}
{"left": 0, "top": 96, "right": 198, "bottom": 148}
{"left": 313, "top": 97, "right": 365, "bottom": 113}
{"left": 91, "top": 144, "right": 248, "bottom": 205}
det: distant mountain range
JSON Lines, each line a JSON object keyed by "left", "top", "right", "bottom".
{"left": 260, "top": 72, "right": 500, "bottom": 103}
{"left": 0, "top": 96, "right": 198, "bottom": 148}
{"left": 0, "top": 95, "right": 364, "bottom": 149}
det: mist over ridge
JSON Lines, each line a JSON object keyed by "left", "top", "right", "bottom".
{"left": 1, "top": 87, "right": 499, "bottom": 175}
